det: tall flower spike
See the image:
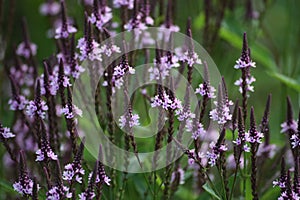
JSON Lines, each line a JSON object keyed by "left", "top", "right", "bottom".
{"left": 77, "top": 14, "right": 102, "bottom": 62}
{"left": 290, "top": 110, "right": 300, "bottom": 149}
{"left": 273, "top": 157, "right": 286, "bottom": 190}
{"left": 88, "top": 0, "right": 112, "bottom": 31}
{"left": 39, "top": 0, "right": 61, "bottom": 16}
{"left": 96, "top": 145, "right": 111, "bottom": 186}
{"left": 79, "top": 161, "right": 98, "bottom": 199}
{"left": 233, "top": 107, "right": 250, "bottom": 152}
{"left": 16, "top": 18, "right": 37, "bottom": 59}
{"left": 281, "top": 97, "right": 298, "bottom": 133}
{"left": 47, "top": 160, "right": 72, "bottom": 199}
{"left": 35, "top": 120, "right": 58, "bottom": 162}
{"left": 206, "top": 128, "right": 227, "bottom": 166}
{"left": 26, "top": 81, "right": 48, "bottom": 119}
{"left": 69, "top": 34, "right": 85, "bottom": 79}
{"left": 209, "top": 84, "right": 232, "bottom": 125}
{"left": 195, "top": 62, "right": 216, "bottom": 99}
{"left": 13, "top": 151, "right": 37, "bottom": 196}
{"left": 260, "top": 94, "right": 271, "bottom": 142}
{"left": 180, "top": 18, "right": 201, "bottom": 68}
{"left": 8, "top": 75, "right": 28, "bottom": 111}
{"left": 62, "top": 139, "right": 85, "bottom": 183}
{"left": 54, "top": 0, "right": 77, "bottom": 39}
{"left": 249, "top": 107, "right": 263, "bottom": 144}
{"left": 231, "top": 99, "right": 239, "bottom": 132}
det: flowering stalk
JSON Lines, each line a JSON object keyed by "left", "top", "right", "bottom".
{"left": 13, "top": 151, "right": 37, "bottom": 197}
{"left": 19, "top": 18, "right": 38, "bottom": 79}
{"left": 0, "top": 122, "right": 17, "bottom": 162}
{"left": 281, "top": 97, "right": 298, "bottom": 160}
{"left": 62, "top": 139, "right": 85, "bottom": 189}
{"left": 234, "top": 32, "right": 256, "bottom": 122}
{"left": 249, "top": 107, "right": 259, "bottom": 200}
{"left": 230, "top": 107, "right": 246, "bottom": 200}
{"left": 43, "top": 61, "right": 59, "bottom": 153}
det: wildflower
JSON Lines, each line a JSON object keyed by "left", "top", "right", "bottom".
{"left": 234, "top": 57, "right": 256, "bottom": 69}
{"left": 290, "top": 134, "right": 300, "bottom": 148}
{"left": 59, "top": 104, "right": 82, "bottom": 119}
{"left": 26, "top": 100, "right": 48, "bottom": 119}
{"left": 111, "top": 55, "right": 135, "bottom": 90}
{"left": 209, "top": 101, "right": 232, "bottom": 125}
{"left": 78, "top": 191, "right": 96, "bottom": 200}
{"left": 195, "top": 83, "right": 216, "bottom": 99}
{"left": 234, "top": 76, "right": 256, "bottom": 94}
{"left": 206, "top": 129, "right": 227, "bottom": 166}
{"left": 83, "top": 0, "right": 93, "bottom": 6}
{"left": 234, "top": 33, "right": 256, "bottom": 97}
{"left": 100, "top": 44, "right": 121, "bottom": 57}
{"left": 180, "top": 51, "right": 202, "bottom": 67}
{"left": 13, "top": 152, "right": 39, "bottom": 196}
{"left": 186, "top": 119, "right": 206, "bottom": 140}
{"left": 8, "top": 95, "right": 28, "bottom": 111}
{"left": 281, "top": 97, "right": 298, "bottom": 133}
{"left": 13, "top": 179, "right": 34, "bottom": 196}
{"left": 16, "top": 42, "right": 37, "bottom": 58}
{"left": 281, "top": 121, "right": 298, "bottom": 133}
{"left": 209, "top": 85, "right": 233, "bottom": 125}
{"left": 55, "top": 23, "right": 77, "bottom": 39}
{"left": 175, "top": 108, "right": 195, "bottom": 122}
{"left": 39, "top": 1, "right": 61, "bottom": 16}
{"left": 0, "top": 126, "right": 15, "bottom": 139}
{"left": 124, "top": 3, "right": 154, "bottom": 33}
{"left": 206, "top": 142, "right": 228, "bottom": 166}
{"left": 54, "top": 1, "right": 77, "bottom": 39}
{"left": 46, "top": 186, "right": 72, "bottom": 199}
{"left": 171, "top": 167, "right": 185, "bottom": 185}
{"left": 35, "top": 137, "right": 58, "bottom": 161}
{"left": 88, "top": 0, "right": 112, "bottom": 31}
{"left": 113, "top": 0, "right": 134, "bottom": 9}
{"left": 77, "top": 37, "right": 102, "bottom": 61}
{"left": 119, "top": 113, "right": 140, "bottom": 128}
{"left": 10, "top": 64, "right": 35, "bottom": 89}
{"left": 149, "top": 53, "right": 180, "bottom": 81}
{"left": 63, "top": 140, "right": 85, "bottom": 183}
{"left": 95, "top": 163, "right": 111, "bottom": 186}
{"left": 40, "top": 71, "right": 60, "bottom": 96}
{"left": 151, "top": 91, "right": 182, "bottom": 111}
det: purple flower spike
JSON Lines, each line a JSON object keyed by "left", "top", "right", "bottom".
{"left": 35, "top": 139, "right": 58, "bottom": 161}
{"left": 16, "top": 42, "right": 37, "bottom": 59}
{"left": 26, "top": 81, "right": 48, "bottom": 119}
{"left": 119, "top": 113, "right": 140, "bottom": 128}
{"left": 62, "top": 140, "right": 85, "bottom": 183}
{"left": 248, "top": 107, "right": 264, "bottom": 144}
{"left": 46, "top": 186, "right": 72, "bottom": 199}
{"left": 54, "top": 1, "right": 77, "bottom": 39}
{"left": 206, "top": 129, "right": 227, "bottom": 166}
{"left": 88, "top": 0, "right": 112, "bottom": 31}
{"left": 209, "top": 85, "right": 232, "bottom": 125}
{"left": 113, "top": 0, "right": 134, "bottom": 9}
{"left": 0, "top": 125, "right": 15, "bottom": 139}
{"left": 13, "top": 152, "right": 39, "bottom": 196}
{"left": 39, "top": 1, "right": 61, "bottom": 16}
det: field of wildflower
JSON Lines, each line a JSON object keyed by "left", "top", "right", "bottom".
{"left": 0, "top": 0, "right": 300, "bottom": 199}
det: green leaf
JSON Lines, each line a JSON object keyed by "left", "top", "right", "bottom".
{"left": 261, "top": 187, "right": 280, "bottom": 200}
{"left": 268, "top": 72, "right": 300, "bottom": 92}
{"left": 0, "top": 180, "right": 17, "bottom": 194}
{"left": 202, "top": 183, "right": 221, "bottom": 200}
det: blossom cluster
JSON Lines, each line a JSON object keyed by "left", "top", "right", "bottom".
{"left": 206, "top": 141, "right": 228, "bottom": 166}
